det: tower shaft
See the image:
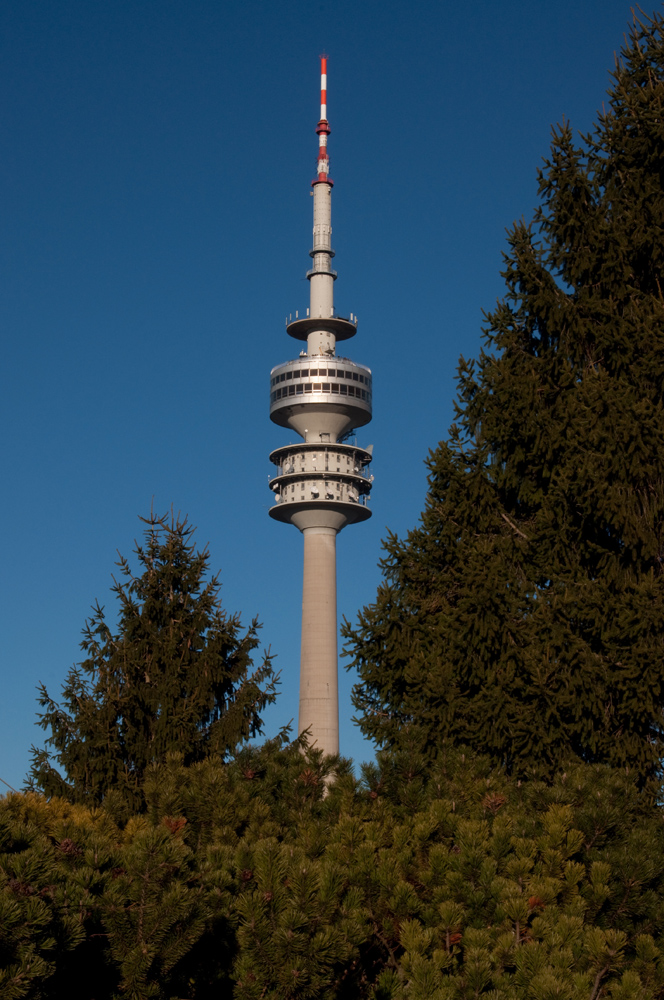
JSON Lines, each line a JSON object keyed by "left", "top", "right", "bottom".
{"left": 308, "top": 181, "right": 335, "bottom": 351}
{"left": 299, "top": 526, "right": 339, "bottom": 754}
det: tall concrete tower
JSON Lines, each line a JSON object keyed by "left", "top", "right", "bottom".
{"left": 268, "top": 58, "right": 373, "bottom": 756}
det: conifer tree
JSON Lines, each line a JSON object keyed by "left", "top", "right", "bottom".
{"left": 5, "top": 743, "right": 664, "bottom": 998}
{"left": 344, "top": 10, "right": 664, "bottom": 785}
{"left": 29, "top": 512, "right": 277, "bottom": 810}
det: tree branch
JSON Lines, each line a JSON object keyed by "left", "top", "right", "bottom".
{"left": 500, "top": 512, "right": 530, "bottom": 540}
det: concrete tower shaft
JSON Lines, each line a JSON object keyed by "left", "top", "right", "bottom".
{"left": 267, "top": 58, "right": 374, "bottom": 757}
{"left": 299, "top": 527, "right": 338, "bottom": 753}
{"left": 307, "top": 184, "right": 336, "bottom": 356}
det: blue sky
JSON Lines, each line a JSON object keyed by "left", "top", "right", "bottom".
{"left": 0, "top": 0, "right": 642, "bottom": 792}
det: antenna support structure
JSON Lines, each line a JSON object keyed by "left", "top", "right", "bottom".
{"left": 267, "top": 58, "right": 373, "bottom": 757}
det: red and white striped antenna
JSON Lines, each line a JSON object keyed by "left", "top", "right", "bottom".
{"left": 320, "top": 55, "right": 328, "bottom": 121}
{"left": 315, "top": 54, "right": 331, "bottom": 185}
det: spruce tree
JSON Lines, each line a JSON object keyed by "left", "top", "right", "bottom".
{"left": 344, "top": 11, "right": 664, "bottom": 785}
{"left": 29, "top": 511, "right": 277, "bottom": 810}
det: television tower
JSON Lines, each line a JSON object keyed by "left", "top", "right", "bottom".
{"left": 268, "top": 58, "right": 373, "bottom": 756}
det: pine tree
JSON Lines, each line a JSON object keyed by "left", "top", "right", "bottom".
{"left": 344, "top": 10, "right": 664, "bottom": 785}
{"left": 29, "top": 511, "right": 277, "bottom": 810}
{"left": 6, "top": 743, "right": 664, "bottom": 998}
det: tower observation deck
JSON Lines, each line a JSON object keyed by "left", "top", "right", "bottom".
{"left": 268, "top": 58, "right": 373, "bottom": 757}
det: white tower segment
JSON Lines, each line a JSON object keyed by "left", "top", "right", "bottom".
{"left": 268, "top": 58, "right": 373, "bottom": 757}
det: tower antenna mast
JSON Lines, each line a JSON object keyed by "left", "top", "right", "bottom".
{"left": 267, "top": 58, "right": 374, "bottom": 756}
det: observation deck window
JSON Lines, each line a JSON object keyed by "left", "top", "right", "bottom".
{"left": 271, "top": 380, "right": 371, "bottom": 404}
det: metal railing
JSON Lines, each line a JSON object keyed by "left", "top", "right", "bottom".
{"left": 285, "top": 309, "right": 358, "bottom": 326}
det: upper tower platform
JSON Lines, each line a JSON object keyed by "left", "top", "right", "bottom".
{"left": 286, "top": 314, "right": 357, "bottom": 343}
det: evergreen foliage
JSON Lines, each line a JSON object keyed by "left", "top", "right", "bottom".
{"left": 3, "top": 745, "right": 664, "bottom": 999}
{"left": 343, "top": 10, "right": 664, "bottom": 784}
{"left": 29, "top": 512, "right": 277, "bottom": 811}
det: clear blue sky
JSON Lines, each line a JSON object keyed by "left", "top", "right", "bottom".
{"left": 0, "top": 0, "right": 642, "bottom": 792}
